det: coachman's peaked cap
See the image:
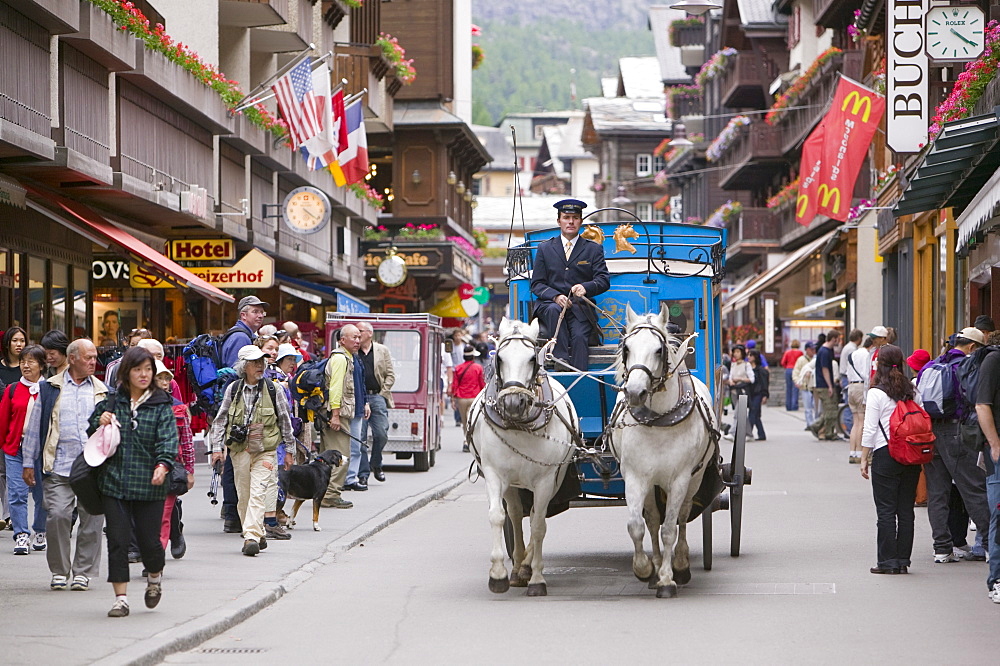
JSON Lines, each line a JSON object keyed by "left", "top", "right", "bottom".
{"left": 553, "top": 199, "right": 587, "bottom": 215}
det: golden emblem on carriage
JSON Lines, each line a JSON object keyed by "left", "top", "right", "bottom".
{"left": 613, "top": 224, "right": 640, "bottom": 254}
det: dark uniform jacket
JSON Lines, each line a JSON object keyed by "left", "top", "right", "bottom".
{"left": 530, "top": 236, "right": 610, "bottom": 334}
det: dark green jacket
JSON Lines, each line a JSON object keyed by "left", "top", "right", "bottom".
{"left": 88, "top": 389, "right": 178, "bottom": 502}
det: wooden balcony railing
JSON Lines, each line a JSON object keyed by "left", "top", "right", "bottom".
{"left": 672, "top": 23, "right": 704, "bottom": 47}
{"left": 727, "top": 207, "right": 781, "bottom": 265}
{"left": 774, "top": 51, "right": 863, "bottom": 154}
{"left": 716, "top": 51, "right": 779, "bottom": 109}
{"left": 673, "top": 94, "right": 702, "bottom": 119}
{"left": 717, "top": 123, "right": 786, "bottom": 190}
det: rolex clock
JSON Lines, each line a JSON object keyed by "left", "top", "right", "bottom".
{"left": 926, "top": 6, "right": 985, "bottom": 61}
{"left": 282, "top": 186, "right": 331, "bottom": 234}
{"left": 376, "top": 247, "right": 408, "bottom": 287}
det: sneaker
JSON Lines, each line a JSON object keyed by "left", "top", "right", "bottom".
{"left": 934, "top": 552, "right": 960, "bottom": 563}
{"left": 31, "top": 532, "right": 46, "bottom": 551}
{"left": 108, "top": 599, "right": 130, "bottom": 617}
{"left": 50, "top": 574, "right": 68, "bottom": 591}
{"left": 966, "top": 547, "right": 987, "bottom": 562}
{"left": 13, "top": 533, "right": 30, "bottom": 555}
{"left": 990, "top": 582, "right": 1000, "bottom": 603}
{"left": 265, "top": 523, "right": 291, "bottom": 540}
{"left": 241, "top": 539, "right": 260, "bottom": 557}
{"left": 70, "top": 575, "right": 89, "bottom": 591}
{"left": 144, "top": 582, "right": 161, "bottom": 609}
{"left": 258, "top": 536, "right": 267, "bottom": 550}
{"left": 127, "top": 551, "right": 141, "bottom": 564}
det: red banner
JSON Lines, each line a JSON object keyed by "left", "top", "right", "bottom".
{"left": 795, "top": 77, "right": 885, "bottom": 226}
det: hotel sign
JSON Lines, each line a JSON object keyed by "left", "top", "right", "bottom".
{"left": 168, "top": 238, "right": 234, "bottom": 261}
{"left": 887, "top": 0, "right": 929, "bottom": 153}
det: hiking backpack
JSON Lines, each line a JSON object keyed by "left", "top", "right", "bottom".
{"left": 916, "top": 355, "right": 964, "bottom": 419}
{"left": 956, "top": 344, "right": 1000, "bottom": 423}
{"left": 291, "top": 356, "right": 332, "bottom": 427}
{"left": 181, "top": 326, "right": 245, "bottom": 418}
{"left": 878, "top": 399, "right": 936, "bottom": 465}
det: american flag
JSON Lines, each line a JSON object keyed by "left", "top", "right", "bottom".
{"left": 272, "top": 57, "right": 322, "bottom": 149}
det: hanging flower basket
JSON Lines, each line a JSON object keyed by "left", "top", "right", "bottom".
{"left": 706, "top": 116, "right": 750, "bottom": 162}
{"left": 376, "top": 32, "right": 417, "bottom": 84}
{"left": 706, "top": 201, "right": 742, "bottom": 228}
{"left": 654, "top": 194, "right": 671, "bottom": 211}
{"left": 765, "top": 47, "right": 843, "bottom": 125}
{"left": 929, "top": 20, "right": 1000, "bottom": 139}
{"left": 696, "top": 47, "right": 737, "bottom": 88}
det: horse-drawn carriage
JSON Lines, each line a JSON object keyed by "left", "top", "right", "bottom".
{"left": 467, "top": 210, "right": 751, "bottom": 598}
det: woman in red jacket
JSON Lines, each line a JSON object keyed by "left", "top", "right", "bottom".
{"left": 451, "top": 345, "right": 486, "bottom": 452}
{"left": 0, "top": 345, "right": 48, "bottom": 555}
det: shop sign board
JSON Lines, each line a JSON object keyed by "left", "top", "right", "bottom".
{"left": 167, "top": 238, "right": 234, "bottom": 261}
{"left": 130, "top": 248, "right": 274, "bottom": 289}
{"left": 886, "top": 0, "right": 928, "bottom": 153}
{"left": 336, "top": 288, "right": 371, "bottom": 314}
{"left": 92, "top": 258, "right": 131, "bottom": 283}
{"left": 362, "top": 248, "right": 445, "bottom": 273}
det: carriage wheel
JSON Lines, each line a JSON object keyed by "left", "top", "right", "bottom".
{"left": 501, "top": 500, "right": 515, "bottom": 560}
{"left": 701, "top": 507, "right": 713, "bottom": 571}
{"left": 730, "top": 394, "right": 748, "bottom": 557}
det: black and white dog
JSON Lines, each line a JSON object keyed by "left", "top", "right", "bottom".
{"left": 277, "top": 449, "right": 344, "bottom": 531}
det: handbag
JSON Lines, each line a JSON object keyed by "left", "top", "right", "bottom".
{"left": 168, "top": 463, "right": 189, "bottom": 496}
{"left": 69, "top": 453, "right": 105, "bottom": 515}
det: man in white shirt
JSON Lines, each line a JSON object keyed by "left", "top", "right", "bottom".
{"left": 846, "top": 336, "right": 874, "bottom": 463}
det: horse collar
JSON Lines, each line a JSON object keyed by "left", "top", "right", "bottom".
{"left": 626, "top": 371, "right": 697, "bottom": 427}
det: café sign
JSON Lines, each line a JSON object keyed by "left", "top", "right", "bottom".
{"left": 362, "top": 248, "right": 444, "bottom": 272}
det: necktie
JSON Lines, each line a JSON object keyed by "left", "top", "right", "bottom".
{"left": 564, "top": 240, "right": 572, "bottom": 260}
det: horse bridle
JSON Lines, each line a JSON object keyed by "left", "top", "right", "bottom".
{"left": 618, "top": 316, "right": 684, "bottom": 394}
{"left": 493, "top": 325, "right": 542, "bottom": 392}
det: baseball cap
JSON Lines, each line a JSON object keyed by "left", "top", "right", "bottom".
{"left": 745, "top": 339, "right": 756, "bottom": 349}
{"left": 275, "top": 343, "right": 303, "bottom": 363}
{"left": 84, "top": 414, "right": 121, "bottom": 466}
{"left": 463, "top": 344, "right": 480, "bottom": 357}
{"left": 906, "top": 349, "right": 931, "bottom": 373}
{"left": 804, "top": 342, "right": 815, "bottom": 350}
{"left": 238, "top": 295, "right": 269, "bottom": 310}
{"left": 237, "top": 344, "right": 267, "bottom": 362}
{"left": 154, "top": 360, "right": 173, "bottom": 379}
{"left": 868, "top": 325, "right": 889, "bottom": 338}
{"left": 957, "top": 326, "right": 986, "bottom": 346}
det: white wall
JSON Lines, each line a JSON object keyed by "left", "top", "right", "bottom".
{"left": 855, "top": 212, "right": 884, "bottom": 330}
{"left": 571, "top": 157, "right": 599, "bottom": 200}
{"left": 154, "top": 0, "right": 219, "bottom": 67}
{"left": 453, "top": 0, "right": 472, "bottom": 124}
{"left": 789, "top": 1, "right": 832, "bottom": 73}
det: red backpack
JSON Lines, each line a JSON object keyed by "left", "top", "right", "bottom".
{"left": 878, "top": 399, "right": 936, "bottom": 465}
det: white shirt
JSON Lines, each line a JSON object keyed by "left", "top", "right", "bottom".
{"left": 846, "top": 347, "right": 870, "bottom": 384}
{"left": 562, "top": 235, "right": 577, "bottom": 259}
{"left": 862, "top": 387, "right": 922, "bottom": 450}
{"left": 839, "top": 341, "right": 857, "bottom": 378}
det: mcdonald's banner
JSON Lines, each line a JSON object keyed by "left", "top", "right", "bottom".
{"left": 795, "top": 77, "right": 885, "bottom": 226}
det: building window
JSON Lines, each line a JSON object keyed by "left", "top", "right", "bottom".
{"left": 653, "top": 208, "right": 667, "bottom": 221}
{"left": 653, "top": 156, "right": 665, "bottom": 172}
{"left": 636, "top": 203, "right": 652, "bottom": 220}
{"left": 534, "top": 124, "right": 545, "bottom": 140}
{"left": 636, "top": 154, "right": 653, "bottom": 177}
{"left": 789, "top": 6, "right": 801, "bottom": 48}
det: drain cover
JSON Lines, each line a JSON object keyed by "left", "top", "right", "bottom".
{"left": 198, "top": 648, "right": 269, "bottom": 654}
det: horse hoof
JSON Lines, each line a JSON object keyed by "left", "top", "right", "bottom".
{"left": 655, "top": 583, "right": 678, "bottom": 598}
{"left": 674, "top": 567, "right": 691, "bottom": 586}
{"left": 526, "top": 583, "right": 548, "bottom": 597}
{"left": 489, "top": 577, "right": 510, "bottom": 594}
{"left": 509, "top": 571, "right": 528, "bottom": 588}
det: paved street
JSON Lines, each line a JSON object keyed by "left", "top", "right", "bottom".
{"left": 0, "top": 427, "right": 470, "bottom": 666}
{"left": 174, "top": 407, "right": 991, "bottom": 664}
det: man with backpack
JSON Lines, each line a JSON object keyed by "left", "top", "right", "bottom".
{"left": 918, "top": 327, "right": 992, "bottom": 564}
{"left": 972, "top": 329, "right": 1000, "bottom": 603}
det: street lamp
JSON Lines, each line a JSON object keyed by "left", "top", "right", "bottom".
{"left": 668, "top": 0, "right": 722, "bottom": 15}
{"left": 611, "top": 185, "right": 632, "bottom": 205}
{"left": 668, "top": 121, "right": 694, "bottom": 148}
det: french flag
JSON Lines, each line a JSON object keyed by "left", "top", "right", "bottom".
{"left": 338, "top": 99, "right": 369, "bottom": 185}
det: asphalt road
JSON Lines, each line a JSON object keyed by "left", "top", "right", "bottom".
{"left": 174, "top": 407, "right": 992, "bottom": 664}
{"left": 0, "top": 426, "right": 471, "bottom": 665}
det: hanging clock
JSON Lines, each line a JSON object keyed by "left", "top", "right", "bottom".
{"left": 282, "top": 186, "right": 331, "bottom": 234}
{"left": 376, "top": 246, "right": 408, "bottom": 287}
{"left": 926, "top": 6, "right": 986, "bottom": 61}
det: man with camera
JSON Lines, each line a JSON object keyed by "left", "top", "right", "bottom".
{"left": 209, "top": 345, "right": 295, "bottom": 556}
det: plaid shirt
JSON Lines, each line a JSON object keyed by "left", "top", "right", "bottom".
{"left": 88, "top": 389, "right": 179, "bottom": 502}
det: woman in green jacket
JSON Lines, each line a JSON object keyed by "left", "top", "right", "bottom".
{"left": 88, "top": 346, "right": 178, "bottom": 618}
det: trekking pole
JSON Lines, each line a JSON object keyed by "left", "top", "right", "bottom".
{"left": 207, "top": 460, "right": 222, "bottom": 504}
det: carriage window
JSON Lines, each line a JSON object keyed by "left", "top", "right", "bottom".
{"left": 660, "top": 299, "right": 697, "bottom": 371}
{"left": 375, "top": 330, "right": 421, "bottom": 392}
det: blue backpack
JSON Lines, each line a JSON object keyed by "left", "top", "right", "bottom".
{"left": 182, "top": 326, "right": 244, "bottom": 418}
{"left": 917, "top": 354, "right": 964, "bottom": 419}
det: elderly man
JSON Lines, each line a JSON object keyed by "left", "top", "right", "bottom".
{"left": 356, "top": 321, "right": 395, "bottom": 484}
{"left": 210, "top": 345, "right": 296, "bottom": 556}
{"left": 320, "top": 324, "right": 370, "bottom": 507}
{"left": 22, "top": 339, "right": 108, "bottom": 591}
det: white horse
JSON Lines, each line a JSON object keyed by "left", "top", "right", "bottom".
{"left": 467, "top": 317, "right": 581, "bottom": 596}
{"left": 607, "top": 303, "right": 719, "bottom": 598}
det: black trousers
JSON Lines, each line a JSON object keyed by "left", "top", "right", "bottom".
{"left": 222, "top": 451, "right": 239, "bottom": 523}
{"left": 748, "top": 393, "right": 766, "bottom": 438}
{"left": 870, "top": 446, "right": 921, "bottom": 569}
{"left": 535, "top": 302, "right": 593, "bottom": 370}
{"left": 104, "top": 496, "right": 165, "bottom": 583}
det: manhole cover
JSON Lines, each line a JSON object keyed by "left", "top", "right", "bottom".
{"left": 198, "top": 648, "right": 269, "bottom": 654}
{"left": 545, "top": 566, "right": 619, "bottom": 575}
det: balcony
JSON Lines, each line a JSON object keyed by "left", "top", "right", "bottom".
{"left": 672, "top": 23, "right": 705, "bottom": 68}
{"left": 717, "top": 123, "right": 786, "bottom": 190}
{"left": 219, "top": 0, "right": 289, "bottom": 28}
{"left": 814, "top": 0, "right": 863, "bottom": 30}
{"left": 716, "top": 51, "right": 779, "bottom": 109}
{"left": 773, "top": 51, "right": 863, "bottom": 154}
{"left": 726, "top": 207, "right": 781, "bottom": 269}
{"left": 321, "top": 1, "right": 350, "bottom": 30}
{"left": 333, "top": 44, "right": 396, "bottom": 132}
{"left": 672, "top": 93, "right": 703, "bottom": 135}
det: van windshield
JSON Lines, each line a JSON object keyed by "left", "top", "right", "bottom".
{"left": 377, "top": 330, "right": 421, "bottom": 392}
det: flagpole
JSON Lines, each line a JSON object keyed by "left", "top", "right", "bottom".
{"left": 344, "top": 88, "right": 367, "bottom": 106}
{"left": 233, "top": 53, "right": 336, "bottom": 113}
{"left": 231, "top": 43, "right": 314, "bottom": 113}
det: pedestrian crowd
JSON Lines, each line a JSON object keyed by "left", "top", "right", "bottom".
{"left": 0, "top": 296, "right": 488, "bottom": 619}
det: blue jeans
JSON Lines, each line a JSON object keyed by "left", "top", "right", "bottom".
{"left": 986, "top": 453, "right": 1000, "bottom": 590}
{"left": 344, "top": 416, "right": 365, "bottom": 486}
{"left": 803, "top": 389, "right": 815, "bottom": 426}
{"left": 5, "top": 452, "right": 46, "bottom": 536}
{"left": 359, "top": 394, "right": 389, "bottom": 479}
{"left": 784, "top": 368, "right": 798, "bottom": 410}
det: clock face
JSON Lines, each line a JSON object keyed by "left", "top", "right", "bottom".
{"left": 282, "top": 187, "right": 331, "bottom": 234}
{"left": 376, "top": 255, "right": 408, "bottom": 287}
{"left": 926, "top": 6, "right": 985, "bottom": 61}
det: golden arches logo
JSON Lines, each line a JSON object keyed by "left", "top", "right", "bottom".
{"left": 796, "top": 194, "right": 809, "bottom": 218}
{"left": 841, "top": 91, "right": 873, "bottom": 123}
{"left": 817, "top": 184, "right": 841, "bottom": 214}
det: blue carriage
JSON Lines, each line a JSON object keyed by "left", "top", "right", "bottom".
{"left": 504, "top": 210, "right": 751, "bottom": 567}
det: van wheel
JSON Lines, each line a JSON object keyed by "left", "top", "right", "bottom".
{"left": 429, "top": 449, "right": 436, "bottom": 467}
{"left": 414, "top": 451, "right": 430, "bottom": 472}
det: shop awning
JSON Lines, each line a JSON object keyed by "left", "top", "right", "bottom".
{"left": 792, "top": 294, "right": 845, "bottom": 316}
{"left": 893, "top": 110, "right": 1000, "bottom": 219}
{"left": 276, "top": 273, "right": 336, "bottom": 305}
{"left": 26, "top": 190, "right": 234, "bottom": 304}
{"left": 722, "top": 231, "right": 835, "bottom": 315}
{"left": 956, "top": 164, "right": 1000, "bottom": 248}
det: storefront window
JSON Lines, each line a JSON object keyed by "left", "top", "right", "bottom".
{"left": 28, "top": 257, "right": 45, "bottom": 342}
{"left": 51, "top": 262, "right": 68, "bottom": 335}
{"left": 73, "top": 267, "right": 88, "bottom": 339}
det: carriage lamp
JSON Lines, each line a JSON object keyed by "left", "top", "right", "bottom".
{"left": 669, "top": 0, "right": 722, "bottom": 15}
{"left": 464, "top": 190, "right": 473, "bottom": 202}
